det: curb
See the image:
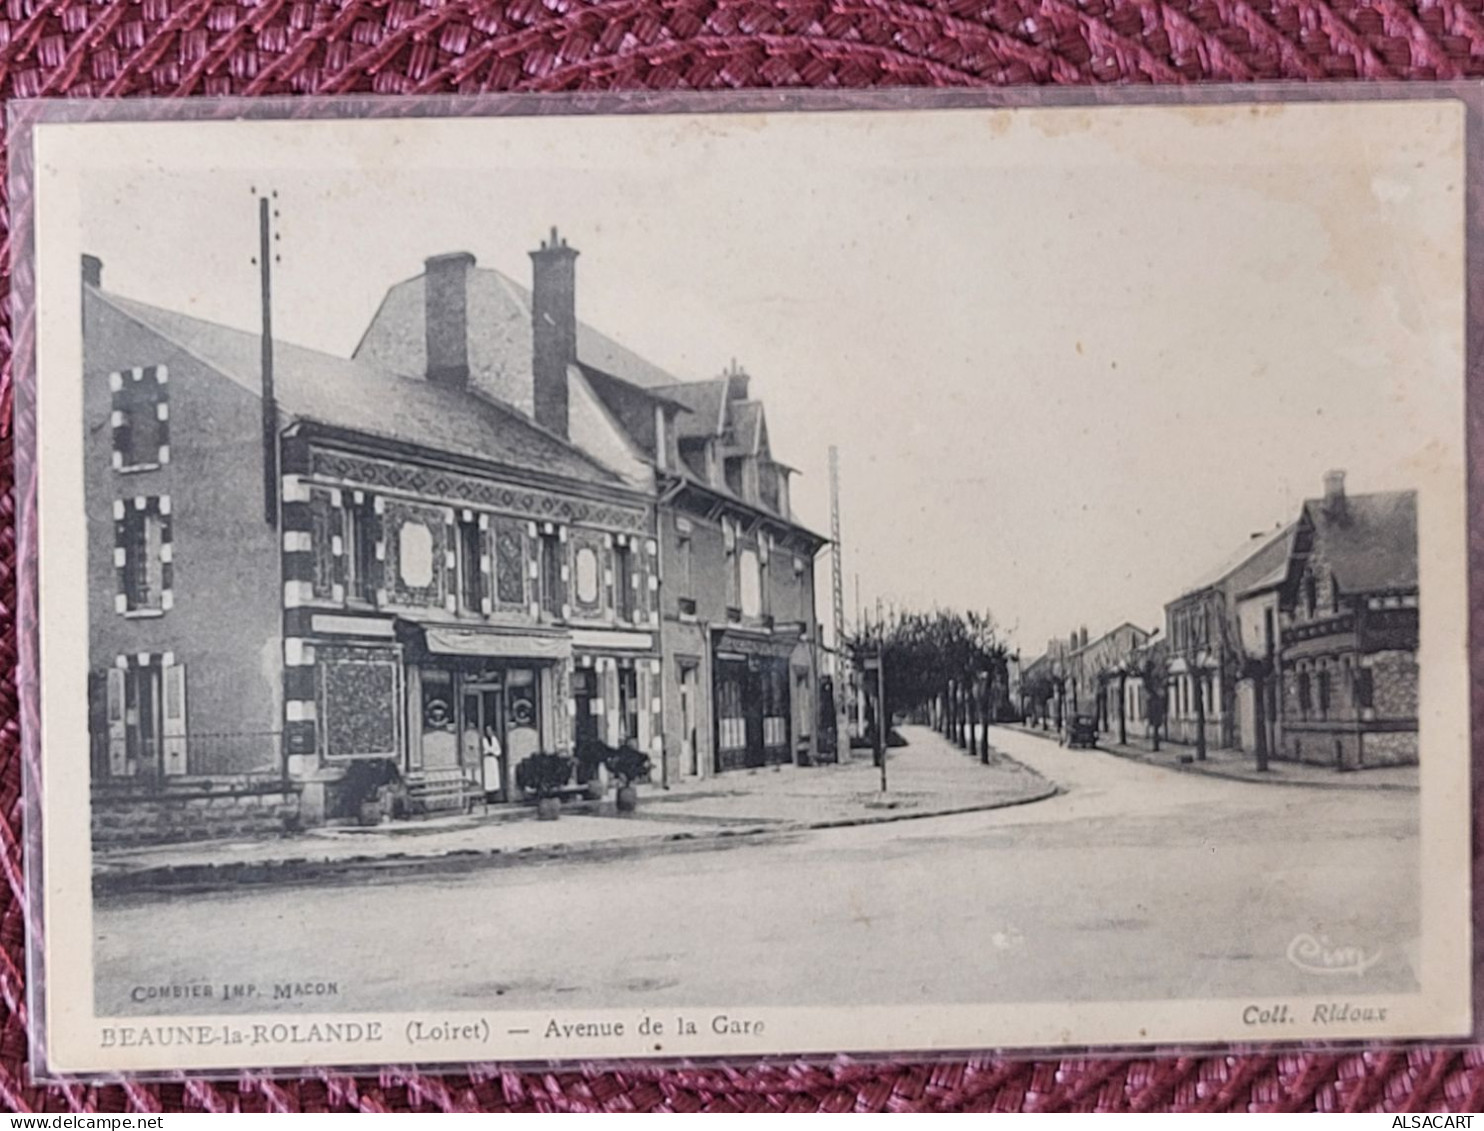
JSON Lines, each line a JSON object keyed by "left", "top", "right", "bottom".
{"left": 93, "top": 777, "right": 1061, "bottom": 898}
{"left": 1004, "top": 725, "right": 1419, "bottom": 793}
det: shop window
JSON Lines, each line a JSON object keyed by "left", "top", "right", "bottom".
{"left": 111, "top": 366, "right": 169, "bottom": 471}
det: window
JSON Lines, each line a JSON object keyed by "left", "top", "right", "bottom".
{"left": 1317, "top": 669, "right": 1331, "bottom": 718}
{"left": 111, "top": 366, "right": 169, "bottom": 471}
{"left": 618, "top": 667, "right": 640, "bottom": 745}
{"left": 115, "top": 497, "right": 171, "bottom": 614}
{"left": 723, "top": 520, "right": 739, "bottom": 611}
{"left": 1297, "top": 671, "right": 1312, "bottom": 717}
{"left": 675, "top": 519, "right": 694, "bottom": 615}
{"left": 540, "top": 530, "right": 565, "bottom": 618}
{"left": 1263, "top": 608, "right": 1275, "bottom": 658}
{"left": 308, "top": 489, "right": 341, "bottom": 601}
{"left": 614, "top": 542, "right": 635, "bottom": 623}
{"left": 1304, "top": 572, "right": 1318, "bottom": 618}
{"left": 342, "top": 497, "right": 378, "bottom": 604}
{"left": 104, "top": 658, "right": 187, "bottom": 778}
{"left": 1330, "top": 572, "right": 1341, "bottom": 614}
{"left": 457, "top": 516, "right": 483, "bottom": 613}
{"left": 1355, "top": 667, "right": 1375, "bottom": 710}
{"left": 740, "top": 547, "right": 762, "bottom": 618}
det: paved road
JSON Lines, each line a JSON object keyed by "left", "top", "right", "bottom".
{"left": 96, "top": 725, "right": 1418, "bottom": 1015}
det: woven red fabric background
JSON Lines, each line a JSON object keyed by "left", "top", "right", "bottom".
{"left": 1, "top": 0, "right": 1482, "bottom": 1113}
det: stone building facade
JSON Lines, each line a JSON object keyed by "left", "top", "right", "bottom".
{"left": 1276, "top": 473, "right": 1418, "bottom": 768}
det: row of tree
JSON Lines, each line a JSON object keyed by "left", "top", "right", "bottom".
{"left": 845, "top": 608, "right": 1011, "bottom": 764}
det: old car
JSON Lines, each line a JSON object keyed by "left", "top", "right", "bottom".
{"left": 1067, "top": 714, "right": 1099, "bottom": 749}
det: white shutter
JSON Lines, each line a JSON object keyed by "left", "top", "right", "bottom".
{"left": 161, "top": 661, "right": 188, "bottom": 776}
{"left": 106, "top": 668, "right": 128, "bottom": 777}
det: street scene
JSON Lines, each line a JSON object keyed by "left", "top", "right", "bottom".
{"left": 58, "top": 104, "right": 1465, "bottom": 1057}
{"left": 96, "top": 724, "right": 1418, "bottom": 1013}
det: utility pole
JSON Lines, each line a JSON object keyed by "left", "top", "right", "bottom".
{"left": 828, "top": 446, "right": 850, "bottom": 765}
{"left": 254, "top": 188, "right": 281, "bottom": 529}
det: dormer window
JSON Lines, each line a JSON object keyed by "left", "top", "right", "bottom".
{"left": 111, "top": 366, "right": 169, "bottom": 472}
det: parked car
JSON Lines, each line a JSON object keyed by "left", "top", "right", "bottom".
{"left": 1067, "top": 714, "right": 1098, "bottom": 749}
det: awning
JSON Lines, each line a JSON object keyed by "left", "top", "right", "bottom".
{"left": 421, "top": 625, "right": 573, "bottom": 661}
{"left": 712, "top": 627, "right": 799, "bottom": 660}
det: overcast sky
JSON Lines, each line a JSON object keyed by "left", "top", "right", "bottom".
{"left": 72, "top": 101, "right": 1465, "bottom": 657}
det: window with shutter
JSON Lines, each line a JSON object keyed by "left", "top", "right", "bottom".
{"left": 162, "top": 662, "right": 188, "bottom": 776}
{"left": 106, "top": 666, "right": 128, "bottom": 777}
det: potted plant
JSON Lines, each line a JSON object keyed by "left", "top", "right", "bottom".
{"left": 339, "top": 759, "right": 402, "bottom": 826}
{"left": 605, "top": 744, "right": 652, "bottom": 814}
{"left": 519, "top": 752, "right": 574, "bottom": 820}
{"left": 575, "top": 739, "right": 610, "bottom": 801}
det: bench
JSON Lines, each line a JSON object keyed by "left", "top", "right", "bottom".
{"left": 404, "top": 768, "right": 484, "bottom": 815}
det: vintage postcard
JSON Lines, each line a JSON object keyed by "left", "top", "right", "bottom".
{"left": 16, "top": 90, "right": 1475, "bottom": 1077}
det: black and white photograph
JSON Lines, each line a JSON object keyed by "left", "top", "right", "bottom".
{"left": 20, "top": 93, "right": 1474, "bottom": 1074}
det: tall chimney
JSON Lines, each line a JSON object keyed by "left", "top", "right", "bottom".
{"left": 81, "top": 254, "right": 103, "bottom": 289}
{"left": 1323, "top": 469, "right": 1347, "bottom": 519}
{"left": 424, "top": 252, "right": 476, "bottom": 390}
{"left": 530, "top": 227, "right": 578, "bottom": 440}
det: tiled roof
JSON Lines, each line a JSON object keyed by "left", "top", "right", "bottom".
{"left": 96, "top": 289, "right": 623, "bottom": 487}
{"left": 1178, "top": 523, "right": 1295, "bottom": 600}
{"left": 660, "top": 379, "right": 729, "bottom": 440}
{"left": 1303, "top": 490, "right": 1417, "bottom": 593}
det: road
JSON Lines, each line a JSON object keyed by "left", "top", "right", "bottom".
{"left": 95, "top": 725, "right": 1419, "bottom": 1014}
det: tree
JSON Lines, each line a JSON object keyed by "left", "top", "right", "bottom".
{"left": 1135, "top": 641, "right": 1170, "bottom": 752}
{"left": 845, "top": 607, "right": 1009, "bottom": 762}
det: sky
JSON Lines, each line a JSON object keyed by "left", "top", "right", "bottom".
{"left": 68, "top": 101, "right": 1466, "bottom": 658}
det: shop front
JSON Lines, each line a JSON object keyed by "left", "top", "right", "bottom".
{"left": 398, "top": 622, "right": 572, "bottom": 803}
{"left": 712, "top": 629, "right": 796, "bottom": 772}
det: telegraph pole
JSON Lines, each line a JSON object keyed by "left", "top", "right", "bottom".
{"left": 828, "top": 446, "right": 851, "bottom": 765}
{"left": 254, "top": 188, "right": 281, "bottom": 529}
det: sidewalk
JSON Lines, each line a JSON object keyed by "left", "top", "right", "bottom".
{"left": 95, "top": 725, "right": 1056, "bottom": 895}
{"left": 1003, "top": 722, "right": 1418, "bottom": 791}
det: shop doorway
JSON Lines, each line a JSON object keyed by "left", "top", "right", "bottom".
{"left": 461, "top": 684, "right": 507, "bottom": 802}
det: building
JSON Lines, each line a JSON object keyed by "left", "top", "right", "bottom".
{"left": 355, "top": 239, "right": 828, "bottom": 782}
{"left": 1275, "top": 472, "right": 1418, "bottom": 769}
{"left": 1067, "top": 623, "right": 1152, "bottom": 739}
{"left": 87, "top": 227, "right": 828, "bottom": 842}
{"left": 1163, "top": 524, "right": 1293, "bottom": 752}
{"left": 653, "top": 367, "right": 827, "bottom": 777}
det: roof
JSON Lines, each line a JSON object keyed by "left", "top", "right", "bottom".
{"left": 1177, "top": 523, "right": 1295, "bottom": 601}
{"left": 1302, "top": 490, "right": 1417, "bottom": 592}
{"left": 723, "top": 400, "right": 764, "bottom": 458}
{"left": 96, "top": 289, "right": 623, "bottom": 487}
{"left": 356, "top": 266, "right": 687, "bottom": 404}
{"left": 662, "top": 379, "right": 730, "bottom": 440}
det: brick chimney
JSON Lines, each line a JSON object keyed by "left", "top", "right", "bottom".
{"left": 81, "top": 254, "right": 102, "bottom": 288}
{"left": 424, "top": 252, "right": 476, "bottom": 390}
{"left": 1323, "top": 469, "right": 1348, "bottom": 520}
{"left": 530, "top": 227, "right": 578, "bottom": 440}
